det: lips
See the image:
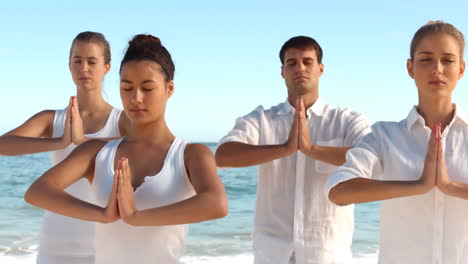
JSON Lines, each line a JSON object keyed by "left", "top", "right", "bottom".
{"left": 294, "top": 76, "right": 309, "bottom": 81}
{"left": 130, "top": 108, "right": 146, "bottom": 113}
{"left": 429, "top": 80, "right": 445, "bottom": 85}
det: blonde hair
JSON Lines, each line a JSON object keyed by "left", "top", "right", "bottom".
{"left": 410, "top": 20, "right": 465, "bottom": 60}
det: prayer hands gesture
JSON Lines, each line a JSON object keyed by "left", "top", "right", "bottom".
{"left": 420, "top": 124, "right": 452, "bottom": 194}
{"left": 70, "top": 96, "right": 86, "bottom": 145}
{"left": 285, "top": 98, "right": 314, "bottom": 156}
{"left": 61, "top": 96, "right": 86, "bottom": 146}
{"left": 102, "top": 157, "right": 137, "bottom": 224}
{"left": 60, "top": 97, "right": 73, "bottom": 147}
{"left": 116, "top": 158, "right": 138, "bottom": 224}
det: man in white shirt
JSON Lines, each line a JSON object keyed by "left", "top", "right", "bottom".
{"left": 216, "top": 36, "right": 371, "bottom": 264}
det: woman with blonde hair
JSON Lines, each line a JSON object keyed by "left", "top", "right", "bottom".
{"left": 326, "top": 21, "right": 467, "bottom": 263}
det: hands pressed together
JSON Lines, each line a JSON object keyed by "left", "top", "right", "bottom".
{"left": 420, "top": 124, "right": 453, "bottom": 194}
{"left": 284, "top": 98, "right": 315, "bottom": 156}
{"left": 61, "top": 96, "right": 86, "bottom": 147}
{"left": 102, "top": 157, "right": 138, "bottom": 224}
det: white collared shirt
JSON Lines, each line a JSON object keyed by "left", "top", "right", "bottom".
{"left": 220, "top": 98, "right": 370, "bottom": 264}
{"left": 325, "top": 105, "right": 468, "bottom": 264}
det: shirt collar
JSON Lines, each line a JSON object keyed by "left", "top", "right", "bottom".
{"left": 406, "top": 104, "right": 468, "bottom": 130}
{"left": 278, "top": 98, "right": 326, "bottom": 117}
{"left": 406, "top": 106, "right": 424, "bottom": 130}
{"left": 452, "top": 104, "right": 468, "bottom": 126}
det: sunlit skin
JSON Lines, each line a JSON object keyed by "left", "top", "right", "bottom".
{"left": 216, "top": 46, "right": 350, "bottom": 169}
{"left": 0, "top": 40, "right": 127, "bottom": 156}
{"left": 329, "top": 32, "right": 468, "bottom": 205}
{"left": 69, "top": 42, "right": 110, "bottom": 92}
{"left": 281, "top": 48, "right": 324, "bottom": 109}
{"left": 120, "top": 60, "right": 173, "bottom": 128}
{"left": 24, "top": 58, "right": 227, "bottom": 227}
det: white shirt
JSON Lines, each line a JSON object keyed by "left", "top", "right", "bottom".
{"left": 92, "top": 138, "right": 196, "bottom": 264}
{"left": 220, "top": 98, "right": 370, "bottom": 264}
{"left": 325, "top": 105, "right": 468, "bottom": 264}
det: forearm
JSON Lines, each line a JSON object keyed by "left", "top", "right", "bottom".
{"left": 215, "top": 141, "right": 291, "bottom": 167}
{"left": 126, "top": 191, "right": 228, "bottom": 226}
{"left": 305, "top": 146, "right": 350, "bottom": 166}
{"left": 440, "top": 181, "right": 468, "bottom": 200}
{"left": 0, "top": 135, "right": 68, "bottom": 156}
{"left": 25, "top": 181, "right": 108, "bottom": 223}
{"left": 329, "top": 177, "right": 427, "bottom": 205}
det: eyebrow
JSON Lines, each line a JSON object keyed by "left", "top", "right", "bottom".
{"left": 417, "top": 51, "right": 457, "bottom": 56}
{"left": 286, "top": 57, "right": 314, "bottom": 63}
{"left": 72, "top": 56, "right": 99, "bottom": 60}
{"left": 120, "top": 79, "right": 155, "bottom": 84}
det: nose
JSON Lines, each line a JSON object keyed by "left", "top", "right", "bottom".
{"left": 432, "top": 60, "right": 443, "bottom": 75}
{"left": 80, "top": 61, "right": 89, "bottom": 73}
{"left": 132, "top": 88, "right": 144, "bottom": 103}
{"left": 295, "top": 62, "right": 306, "bottom": 72}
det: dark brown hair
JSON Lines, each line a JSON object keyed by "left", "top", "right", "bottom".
{"left": 120, "top": 34, "right": 175, "bottom": 81}
{"left": 69, "top": 31, "right": 111, "bottom": 64}
{"left": 279, "top": 36, "right": 323, "bottom": 65}
{"left": 410, "top": 20, "right": 465, "bottom": 60}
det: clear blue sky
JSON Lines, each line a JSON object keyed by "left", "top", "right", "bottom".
{"left": 1, "top": 0, "right": 467, "bottom": 142}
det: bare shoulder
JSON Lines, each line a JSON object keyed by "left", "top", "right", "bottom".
{"left": 184, "top": 143, "right": 215, "bottom": 165}
{"left": 118, "top": 111, "right": 131, "bottom": 137}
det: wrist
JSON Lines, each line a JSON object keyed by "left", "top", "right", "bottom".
{"left": 415, "top": 180, "right": 433, "bottom": 195}
{"left": 122, "top": 210, "right": 139, "bottom": 226}
{"left": 281, "top": 142, "right": 295, "bottom": 156}
{"left": 303, "top": 144, "right": 317, "bottom": 158}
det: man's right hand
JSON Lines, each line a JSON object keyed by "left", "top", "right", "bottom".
{"left": 284, "top": 99, "right": 300, "bottom": 155}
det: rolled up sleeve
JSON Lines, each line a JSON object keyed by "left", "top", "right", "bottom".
{"left": 324, "top": 124, "right": 384, "bottom": 198}
{"left": 219, "top": 106, "right": 263, "bottom": 146}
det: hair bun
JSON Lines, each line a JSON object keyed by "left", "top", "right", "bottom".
{"left": 129, "top": 34, "right": 162, "bottom": 46}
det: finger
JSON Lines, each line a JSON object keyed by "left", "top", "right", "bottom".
{"left": 426, "top": 124, "right": 438, "bottom": 161}
{"left": 118, "top": 169, "right": 124, "bottom": 196}
{"left": 300, "top": 98, "right": 305, "bottom": 114}
{"left": 124, "top": 159, "right": 132, "bottom": 190}
{"left": 73, "top": 96, "right": 79, "bottom": 110}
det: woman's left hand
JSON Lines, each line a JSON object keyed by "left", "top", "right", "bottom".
{"left": 117, "top": 158, "right": 138, "bottom": 224}
{"left": 435, "top": 124, "right": 452, "bottom": 193}
{"left": 70, "top": 96, "right": 86, "bottom": 145}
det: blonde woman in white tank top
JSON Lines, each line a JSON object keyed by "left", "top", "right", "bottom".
{"left": 25, "top": 34, "right": 228, "bottom": 264}
{"left": 0, "top": 32, "right": 129, "bottom": 264}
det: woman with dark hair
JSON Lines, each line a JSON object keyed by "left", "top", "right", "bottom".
{"left": 326, "top": 21, "right": 467, "bottom": 263}
{"left": 24, "top": 34, "right": 228, "bottom": 264}
{"left": 0, "top": 31, "right": 128, "bottom": 263}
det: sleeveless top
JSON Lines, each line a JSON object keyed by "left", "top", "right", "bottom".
{"left": 92, "top": 138, "right": 196, "bottom": 264}
{"left": 38, "top": 107, "right": 122, "bottom": 257}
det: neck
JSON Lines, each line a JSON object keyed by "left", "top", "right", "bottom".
{"left": 76, "top": 87, "right": 109, "bottom": 112}
{"left": 288, "top": 93, "right": 318, "bottom": 110}
{"left": 417, "top": 94, "right": 455, "bottom": 129}
{"left": 126, "top": 118, "right": 174, "bottom": 145}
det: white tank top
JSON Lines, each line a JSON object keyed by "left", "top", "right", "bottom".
{"left": 39, "top": 107, "right": 122, "bottom": 257}
{"left": 92, "top": 138, "right": 196, "bottom": 264}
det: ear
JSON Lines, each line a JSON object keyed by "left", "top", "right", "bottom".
{"left": 105, "top": 63, "right": 111, "bottom": 74}
{"left": 406, "top": 59, "right": 415, "bottom": 79}
{"left": 319, "top": 63, "right": 324, "bottom": 76}
{"left": 458, "top": 59, "right": 466, "bottom": 80}
{"left": 166, "top": 80, "right": 174, "bottom": 98}
{"left": 281, "top": 66, "right": 285, "bottom": 79}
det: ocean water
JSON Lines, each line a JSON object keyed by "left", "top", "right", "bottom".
{"left": 0, "top": 143, "right": 379, "bottom": 263}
